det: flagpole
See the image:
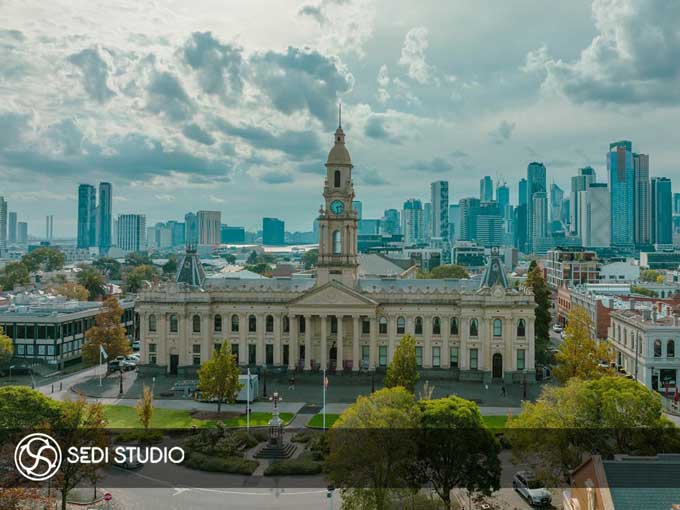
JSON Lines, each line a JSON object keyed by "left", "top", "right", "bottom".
{"left": 99, "top": 347, "right": 102, "bottom": 387}
{"left": 246, "top": 368, "right": 250, "bottom": 431}
{"left": 323, "top": 367, "right": 326, "bottom": 430}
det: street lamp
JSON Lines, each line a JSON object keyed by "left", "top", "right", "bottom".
{"left": 262, "top": 365, "right": 267, "bottom": 398}
{"left": 8, "top": 365, "right": 15, "bottom": 383}
{"left": 119, "top": 369, "right": 124, "bottom": 396}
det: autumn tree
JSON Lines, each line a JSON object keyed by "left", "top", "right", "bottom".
{"left": 124, "top": 264, "right": 158, "bottom": 292}
{"left": 418, "top": 264, "right": 469, "bottom": 279}
{"left": 77, "top": 266, "right": 107, "bottom": 300}
{"left": 384, "top": 335, "right": 420, "bottom": 393}
{"left": 0, "top": 327, "right": 13, "bottom": 367}
{"left": 525, "top": 263, "right": 551, "bottom": 365}
{"left": 82, "top": 297, "right": 130, "bottom": 363}
{"left": 53, "top": 281, "right": 89, "bottom": 301}
{"left": 136, "top": 384, "right": 154, "bottom": 430}
{"left": 197, "top": 349, "right": 242, "bottom": 414}
{"left": 553, "top": 305, "right": 613, "bottom": 383}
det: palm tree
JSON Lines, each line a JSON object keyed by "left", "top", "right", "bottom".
{"left": 77, "top": 267, "right": 107, "bottom": 300}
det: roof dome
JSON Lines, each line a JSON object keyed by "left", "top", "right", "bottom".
{"left": 326, "top": 125, "right": 352, "bottom": 166}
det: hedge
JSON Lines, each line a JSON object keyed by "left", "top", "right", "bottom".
{"left": 184, "top": 452, "right": 258, "bottom": 475}
{"left": 264, "top": 455, "right": 322, "bottom": 476}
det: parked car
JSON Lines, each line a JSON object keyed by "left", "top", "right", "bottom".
{"left": 513, "top": 471, "right": 552, "bottom": 507}
{"left": 114, "top": 449, "right": 143, "bottom": 469}
{"left": 552, "top": 324, "right": 563, "bottom": 333}
{"left": 127, "top": 354, "right": 141, "bottom": 362}
{"left": 132, "top": 340, "right": 140, "bottom": 351}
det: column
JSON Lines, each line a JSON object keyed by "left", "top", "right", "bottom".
{"left": 423, "top": 316, "right": 432, "bottom": 368}
{"left": 304, "top": 315, "right": 311, "bottom": 370}
{"left": 336, "top": 315, "right": 344, "bottom": 371}
{"left": 320, "top": 315, "right": 328, "bottom": 370}
{"left": 273, "top": 314, "right": 282, "bottom": 366}
{"left": 460, "top": 318, "right": 468, "bottom": 369}
{"left": 442, "top": 316, "right": 451, "bottom": 368}
{"left": 288, "top": 314, "right": 298, "bottom": 370}
{"left": 388, "top": 315, "right": 396, "bottom": 363}
{"left": 256, "top": 313, "right": 265, "bottom": 365}
{"left": 352, "top": 315, "right": 360, "bottom": 371}
{"left": 527, "top": 317, "right": 536, "bottom": 370}
{"left": 369, "top": 316, "right": 377, "bottom": 370}
{"left": 239, "top": 312, "right": 247, "bottom": 366}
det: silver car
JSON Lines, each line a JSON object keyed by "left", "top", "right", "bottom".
{"left": 513, "top": 471, "right": 552, "bottom": 507}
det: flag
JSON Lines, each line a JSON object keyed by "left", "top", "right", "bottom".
{"left": 674, "top": 386, "right": 679, "bottom": 403}
{"left": 324, "top": 375, "right": 329, "bottom": 389}
{"left": 100, "top": 344, "right": 108, "bottom": 361}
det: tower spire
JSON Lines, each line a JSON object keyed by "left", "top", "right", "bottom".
{"left": 338, "top": 101, "right": 342, "bottom": 129}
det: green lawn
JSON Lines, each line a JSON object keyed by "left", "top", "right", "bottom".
{"left": 103, "top": 405, "right": 293, "bottom": 429}
{"left": 306, "top": 413, "right": 506, "bottom": 429}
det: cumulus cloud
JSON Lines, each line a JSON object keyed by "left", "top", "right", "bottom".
{"left": 403, "top": 156, "right": 453, "bottom": 173}
{"left": 0, "top": 111, "right": 31, "bottom": 148}
{"left": 376, "top": 64, "right": 390, "bottom": 103}
{"left": 146, "top": 71, "right": 194, "bottom": 121}
{"left": 67, "top": 47, "right": 115, "bottom": 102}
{"left": 523, "top": 0, "right": 680, "bottom": 105}
{"left": 358, "top": 167, "right": 388, "bottom": 185}
{"left": 399, "top": 27, "right": 436, "bottom": 85}
{"left": 181, "top": 32, "right": 244, "bottom": 100}
{"left": 260, "top": 170, "right": 294, "bottom": 184}
{"left": 489, "top": 120, "right": 516, "bottom": 144}
{"left": 182, "top": 123, "right": 216, "bottom": 145}
{"left": 250, "top": 46, "right": 353, "bottom": 128}
{"left": 364, "top": 115, "right": 403, "bottom": 144}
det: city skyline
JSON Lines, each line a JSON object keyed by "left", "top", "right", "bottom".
{"left": 2, "top": 0, "right": 680, "bottom": 235}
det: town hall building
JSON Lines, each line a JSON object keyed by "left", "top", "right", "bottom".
{"left": 137, "top": 119, "right": 537, "bottom": 383}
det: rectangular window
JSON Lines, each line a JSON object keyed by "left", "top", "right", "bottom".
{"left": 517, "top": 349, "right": 526, "bottom": 371}
{"left": 214, "top": 343, "right": 221, "bottom": 353}
{"left": 266, "top": 344, "right": 274, "bottom": 365}
{"left": 149, "top": 354, "right": 157, "bottom": 365}
{"left": 16, "top": 344, "right": 24, "bottom": 355}
{"left": 231, "top": 343, "right": 239, "bottom": 364}
{"left": 248, "top": 344, "right": 256, "bottom": 364}
{"left": 450, "top": 346, "right": 459, "bottom": 368}
{"left": 378, "top": 345, "right": 387, "bottom": 367}
{"left": 361, "top": 345, "right": 369, "bottom": 367}
{"left": 27, "top": 344, "right": 34, "bottom": 355}
{"left": 47, "top": 345, "right": 55, "bottom": 356}
{"left": 362, "top": 319, "right": 370, "bottom": 334}
{"left": 192, "top": 344, "right": 201, "bottom": 354}
{"left": 38, "top": 345, "right": 46, "bottom": 356}
{"left": 415, "top": 346, "right": 423, "bottom": 367}
{"left": 470, "top": 348, "right": 478, "bottom": 370}
{"left": 148, "top": 343, "right": 157, "bottom": 353}
{"left": 283, "top": 344, "right": 289, "bottom": 366}
{"left": 432, "top": 346, "right": 441, "bottom": 368}
{"left": 193, "top": 344, "right": 201, "bottom": 365}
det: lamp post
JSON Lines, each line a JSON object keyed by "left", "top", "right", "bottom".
{"left": 8, "top": 365, "right": 14, "bottom": 383}
{"left": 119, "top": 369, "right": 124, "bottom": 396}
{"left": 371, "top": 367, "right": 375, "bottom": 393}
{"left": 262, "top": 365, "right": 267, "bottom": 398}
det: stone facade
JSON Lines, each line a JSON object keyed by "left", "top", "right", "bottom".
{"left": 136, "top": 120, "right": 537, "bottom": 383}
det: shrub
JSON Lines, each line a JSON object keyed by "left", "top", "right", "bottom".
{"left": 184, "top": 452, "right": 258, "bottom": 475}
{"left": 264, "top": 455, "right": 322, "bottom": 476}
{"left": 115, "top": 430, "right": 164, "bottom": 444}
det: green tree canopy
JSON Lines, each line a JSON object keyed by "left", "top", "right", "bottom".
{"left": 384, "top": 334, "right": 420, "bottom": 393}
{"left": 125, "top": 251, "right": 153, "bottom": 267}
{"left": 0, "top": 386, "right": 61, "bottom": 430}
{"left": 124, "top": 264, "right": 158, "bottom": 292}
{"left": 197, "top": 349, "right": 242, "bottom": 414}
{"left": 302, "top": 249, "right": 318, "bottom": 270}
{"left": 92, "top": 257, "right": 122, "bottom": 280}
{"left": 162, "top": 254, "right": 178, "bottom": 274}
{"left": 21, "top": 247, "right": 65, "bottom": 272}
{"left": 640, "top": 269, "right": 662, "bottom": 283}
{"left": 0, "top": 261, "right": 30, "bottom": 291}
{"left": 77, "top": 266, "right": 107, "bottom": 300}
{"left": 418, "top": 264, "right": 469, "bottom": 279}
{"left": 221, "top": 253, "right": 237, "bottom": 264}
{"left": 525, "top": 264, "right": 551, "bottom": 365}
{"left": 0, "top": 327, "right": 13, "bottom": 366}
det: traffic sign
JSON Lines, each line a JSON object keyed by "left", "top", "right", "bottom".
{"left": 104, "top": 493, "right": 112, "bottom": 501}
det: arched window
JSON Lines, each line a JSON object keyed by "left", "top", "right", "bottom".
{"left": 192, "top": 315, "right": 201, "bottom": 333}
{"left": 517, "top": 319, "right": 526, "bottom": 337}
{"left": 248, "top": 314, "right": 257, "bottom": 333}
{"left": 668, "top": 340, "right": 675, "bottom": 358}
{"left": 214, "top": 315, "right": 222, "bottom": 332}
{"left": 432, "top": 317, "right": 441, "bottom": 335}
{"left": 379, "top": 317, "right": 388, "bottom": 335}
{"left": 469, "top": 319, "right": 479, "bottom": 337}
{"left": 266, "top": 315, "right": 274, "bottom": 333}
{"left": 334, "top": 170, "right": 341, "bottom": 187}
{"left": 397, "top": 316, "right": 406, "bottom": 335}
{"left": 450, "top": 318, "right": 459, "bottom": 335}
{"left": 332, "top": 230, "right": 342, "bottom": 255}
{"left": 654, "top": 339, "right": 662, "bottom": 357}
{"left": 283, "top": 316, "right": 290, "bottom": 333}
{"left": 331, "top": 316, "right": 338, "bottom": 334}
{"left": 299, "top": 316, "right": 306, "bottom": 333}
{"left": 231, "top": 314, "right": 239, "bottom": 333}
{"left": 148, "top": 314, "right": 157, "bottom": 333}
{"left": 415, "top": 317, "right": 423, "bottom": 335}
{"left": 169, "top": 314, "right": 178, "bottom": 333}
{"left": 493, "top": 319, "right": 502, "bottom": 337}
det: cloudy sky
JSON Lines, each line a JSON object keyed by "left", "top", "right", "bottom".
{"left": 2, "top": 0, "right": 680, "bottom": 236}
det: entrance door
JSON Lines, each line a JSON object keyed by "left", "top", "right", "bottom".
{"left": 492, "top": 353, "right": 503, "bottom": 379}
{"left": 299, "top": 345, "right": 305, "bottom": 364}
{"left": 169, "top": 354, "right": 179, "bottom": 375}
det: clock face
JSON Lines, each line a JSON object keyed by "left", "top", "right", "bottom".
{"left": 330, "top": 200, "right": 345, "bottom": 215}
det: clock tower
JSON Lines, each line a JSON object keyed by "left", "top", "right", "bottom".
{"left": 316, "top": 108, "right": 359, "bottom": 287}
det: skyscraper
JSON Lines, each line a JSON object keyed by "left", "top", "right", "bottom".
{"left": 526, "top": 162, "right": 547, "bottom": 253}
{"left": 98, "top": 182, "right": 112, "bottom": 254}
{"left": 422, "top": 202, "right": 432, "bottom": 241}
{"left": 578, "top": 183, "right": 610, "bottom": 248}
{"left": 0, "top": 197, "right": 7, "bottom": 247}
{"left": 45, "top": 215, "right": 53, "bottom": 241}
{"left": 448, "top": 204, "right": 460, "bottom": 241}
{"left": 570, "top": 167, "right": 596, "bottom": 235}
{"left": 8, "top": 211, "right": 17, "bottom": 242}
{"left": 608, "top": 141, "right": 635, "bottom": 248}
{"left": 381, "top": 209, "right": 400, "bottom": 235}
{"left": 263, "top": 217, "right": 285, "bottom": 245}
{"left": 402, "top": 199, "right": 423, "bottom": 245}
{"left": 479, "top": 176, "right": 493, "bottom": 202}
{"left": 184, "top": 212, "right": 198, "bottom": 245}
{"left": 518, "top": 178, "right": 527, "bottom": 206}
{"left": 459, "top": 198, "right": 503, "bottom": 247}
{"left": 651, "top": 177, "right": 672, "bottom": 246}
{"left": 496, "top": 184, "right": 510, "bottom": 213}
{"left": 430, "top": 181, "right": 449, "bottom": 240}
{"left": 550, "top": 183, "right": 564, "bottom": 224}
{"left": 352, "top": 200, "right": 363, "bottom": 220}
{"left": 197, "top": 210, "right": 221, "bottom": 245}
{"left": 458, "top": 198, "right": 480, "bottom": 242}
{"left": 17, "top": 222, "right": 28, "bottom": 243}
{"left": 77, "top": 184, "right": 96, "bottom": 248}
{"left": 117, "top": 214, "right": 146, "bottom": 252}
{"left": 532, "top": 191, "right": 548, "bottom": 244}
{"left": 633, "top": 153, "right": 651, "bottom": 246}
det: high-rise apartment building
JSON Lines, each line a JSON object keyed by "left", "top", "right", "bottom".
{"left": 448, "top": 204, "right": 460, "bottom": 241}
{"left": 98, "top": 182, "right": 112, "bottom": 253}
{"left": 263, "top": 217, "right": 285, "bottom": 245}
{"left": 480, "top": 176, "right": 493, "bottom": 202}
{"left": 570, "top": 167, "right": 596, "bottom": 235}
{"left": 518, "top": 178, "right": 527, "bottom": 206}
{"left": 496, "top": 184, "right": 510, "bottom": 213}
{"left": 526, "top": 162, "right": 547, "bottom": 253}
{"left": 221, "top": 225, "right": 246, "bottom": 244}
{"left": 117, "top": 214, "right": 146, "bottom": 252}
{"left": 197, "top": 210, "right": 221, "bottom": 245}
{"left": 532, "top": 191, "right": 548, "bottom": 242}
{"left": 422, "top": 202, "right": 432, "bottom": 241}
{"left": 45, "top": 215, "right": 53, "bottom": 241}
{"left": 430, "top": 181, "right": 449, "bottom": 240}
{"left": 0, "top": 197, "right": 8, "bottom": 247}
{"left": 651, "top": 177, "right": 672, "bottom": 246}
{"left": 550, "top": 183, "right": 564, "bottom": 224}
{"left": 633, "top": 153, "right": 651, "bottom": 247}
{"left": 578, "top": 183, "right": 610, "bottom": 248}
{"left": 460, "top": 198, "right": 503, "bottom": 247}
{"left": 381, "top": 209, "right": 400, "bottom": 235}
{"left": 184, "top": 212, "right": 198, "bottom": 245}
{"left": 8, "top": 211, "right": 17, "bottom": 242}
{"left": 402, "top": 199, "right": 423, "bottom": 245}
{"left": 608, "top": 141, "right": 635, "bottom": 248}
{"left": 17, "top": 222, "right": 28, "bottom": 243}
{"left": 77, "top": 184, "right": 96, "bottom": 248}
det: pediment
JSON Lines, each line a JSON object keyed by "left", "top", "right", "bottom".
{"left": 289, "top": 280, "right": 378, "bottom": 308}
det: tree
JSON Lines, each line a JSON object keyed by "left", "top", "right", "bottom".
{"left": 325, "top": 387, "right": 421, "bottom": 510}
{"left": 247, "top": 250, "right": 258, "bottom": 264}
{"left": 221, "top": 253, "right": 237, "bottom": 264}
{"left": 53, "top": 282, "right": 89, "bottom": 301}
{"left": 418, "top": 264, "right": 469, "bottom": 279}
{"left": 21, "top": 246, "right": 65, "bottom": 272}
{"left": 77, "top": 266, "right": 107, "bottom": 300}
{"left": 245, "top": 262, "right": 270, "bottom": 276}
{"left": 384, "top": 335, "right": 419, "bottom": 393}
{"left": 197, "top": 349, "right": 242, "bottom": 414}
{"left": 124, "top": 264, "right": 158, "bottom": 292}
{"left": 136, "top": 384, "right": 154, "bottom": 430}
{"left": 302, "top": 248, "right": 318, "bottom": 269}
{"left": 417, "top": 396, "right": 501, "bottom": 509}
{"left": 508, "top": 376, "right": 676, "bottom": 484}
{"left": 641, "top": 269, "right": 661, "bottom": 283}
{"left": 125, "top": 251, "right": 152, "bottom": 267}
{"left": 0, "top": 261, "right": 30, "bottom": 291}
{"left": 82, "top": 297, "right": 130, "bottom": 363}
{"left": 0, "top": 327, "right": 13, "bottom": 367}
{"left": 553, "top": 306, "right": 613, "bottom": 383}
{"left": 53, "top": 397, "right": 107, "bottom": 510}
{"left": 162, "top": 254, "right": 178, "bottom": 274}
{"left": 525, "top": 264, "right": 551, "bottom": 365}
{"left": 93, "top": 257, "right": 122, "bottom": 280}
{"left": 0, "top": 386, "right": 61, "bottom": 430}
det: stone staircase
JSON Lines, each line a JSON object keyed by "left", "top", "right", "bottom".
{"left": 255, "top": 442, "right": 297, "bottom": 459}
